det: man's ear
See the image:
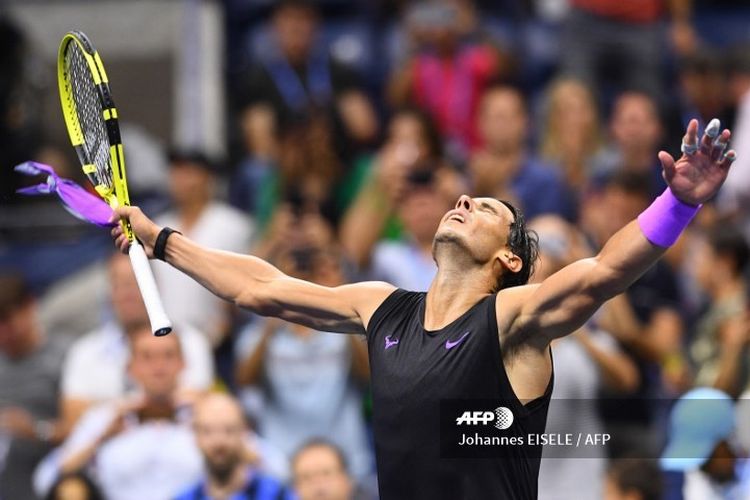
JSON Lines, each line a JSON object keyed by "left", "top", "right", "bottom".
{"left": 497, "top": 251, "right": 523, "bottom": 274}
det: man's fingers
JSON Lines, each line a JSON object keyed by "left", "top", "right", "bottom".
{"left": 699, "top": 118, "right": 721, "bottom": 155}
{"left": 681, "top": 119, "right": 699, "bottom": 156}
{"left": 659, "top": 151, "right": 677, "bottom": 182}
{"left": 711, "top": 129, "right": 731, "bottom": 162}
{"left": 719, "top": 149, "right": 737, "bottom": 171}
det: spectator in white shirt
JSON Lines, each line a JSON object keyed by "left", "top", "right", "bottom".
{"left": 53, "top": 326, "right": 205, "bottom": 500}
{"left": 61, "top": 253, "right": 214, "bottom": 430}
{"left": 153, "top": 150, "right": 256, "bottom": 346}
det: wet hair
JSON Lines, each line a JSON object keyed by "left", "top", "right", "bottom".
{"left": 496, "top": 200, "right": 539, "bottom": 291}
{"left": 707, "top": 224, "right": 750, "bottom": 275}
{"left": 292, "top": 438, "right": 349, "bottom": 475}
{"left": 607, "top": 459, "right": 663, "bottom": 500}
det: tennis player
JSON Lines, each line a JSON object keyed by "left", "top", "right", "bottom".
{"left": 112, "top": 119, "right": 735, "bottom": 499}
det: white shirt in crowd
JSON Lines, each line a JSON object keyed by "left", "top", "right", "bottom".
{"left": 57, "top": 403, "right": 202, "bottom": 500}
{"left": 34, "top": 402, "right": 291, "bottom": 497}
{"left": 538, "top": 327, "right": 619, "bottom": 500}
{"left": 154, "top": 202, "right": 255, "bottom": 346}
{"left": 62, "top": 321, "right": 214, "bottom": 400}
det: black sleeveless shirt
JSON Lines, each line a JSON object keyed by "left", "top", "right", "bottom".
{"left": 366, "top": 289, "right": 553, "bottom": 500}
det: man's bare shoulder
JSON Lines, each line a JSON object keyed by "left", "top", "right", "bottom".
{"left": 495, "top": 283, "right": 539, "bottom": 334}
{"left": 341, "top": 281, "right": 398, "bottom": 329}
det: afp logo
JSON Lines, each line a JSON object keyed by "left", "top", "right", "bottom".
{"left": 455, "top": 406, "right": 514, "bottom": 430}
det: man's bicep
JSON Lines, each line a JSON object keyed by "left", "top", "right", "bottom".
{"left": 256, "top": 278, "right": 396, "bottom": 334}
{"left": 504, "top": 258, "right": 605, "bottom": 341}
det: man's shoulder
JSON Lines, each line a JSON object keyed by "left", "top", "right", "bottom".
{"left": 66, "top": 323, "right": 121, "bottom": 360}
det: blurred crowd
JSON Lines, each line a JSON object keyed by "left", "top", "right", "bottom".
{"left": 2, "top": 0, "right": 750, "bottom": 499}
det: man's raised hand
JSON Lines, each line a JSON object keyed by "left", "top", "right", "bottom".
{"left": 660, "top": 118, "right": 737, "bottom": 206}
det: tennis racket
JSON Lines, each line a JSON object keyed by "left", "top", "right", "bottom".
{"left": 58, "top": 30, "right": 172, "bottom": 336}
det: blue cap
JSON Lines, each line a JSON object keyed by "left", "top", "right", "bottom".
{"left": 660, "top": 387, "right": 735, "bottom": 471}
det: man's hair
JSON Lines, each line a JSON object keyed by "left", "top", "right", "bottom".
{"left": 496, "top": 201, "right": 539, "bottom": 291}
{"left": 292, "top": 438, "right": 349, "bottom": 475}
{"left": 707, "top": 224, "right": 750, "bottom": 275}
{"left": 607, "top": 458, "right": 663, "bottom": 500}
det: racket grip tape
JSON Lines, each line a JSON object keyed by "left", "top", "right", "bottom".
{"left": 128, "top": 241, "right": 173, "bottom": 336}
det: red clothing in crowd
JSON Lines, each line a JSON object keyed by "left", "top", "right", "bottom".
{"left": 571, "top": 0, "right": 665, "bottom": 24}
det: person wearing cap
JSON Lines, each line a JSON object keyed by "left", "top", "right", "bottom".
{"left": 660, "top": 387, "right": 750, "bottom": 500}
{"left": 152, "top": 150, "right": 255, "bottom": 347}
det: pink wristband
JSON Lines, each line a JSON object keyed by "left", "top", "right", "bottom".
{"left": 637, "top": 189, "right": 701, "bottom": 247}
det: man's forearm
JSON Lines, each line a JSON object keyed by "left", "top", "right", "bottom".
{"left": 591, "top": 221, "right": 667, "bottom": 300}
{"left": 164, "top": 233, "right": 284, "bottom": 310}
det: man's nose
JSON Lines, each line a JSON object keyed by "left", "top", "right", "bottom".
{"left": 456, "top": 195, "right": 473, "bottom": 211}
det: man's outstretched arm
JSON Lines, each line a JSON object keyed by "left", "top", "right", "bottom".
{"left": 112, "top": 208, "right": 395, "bottom": 334}
{"left": 502, "top": 118, "right": 736, "bottom": 346}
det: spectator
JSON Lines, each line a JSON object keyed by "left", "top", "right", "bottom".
{"left": 388, "top": 0, "right": 510, "bottom": 161}
{"left": 176, "top": 393, "right": 293, "bottom": 500}
{"left": 235, "top": 243, "right": 372, "bottom": 482}
{"left": 689, "top": 225, "right": 749, "bottom": 397}
{"left": 250, "top": 114, "right": 356, "bottom": 229}
{"left": 340, "top": 108, "right": 465, "bottom": 269}
{"left": 581, "top": 171, "right": 687, "bottom": 457}
{"left": 153, "top": 150, "right": 255, "bottom": 346}
{"left": 468, "top": 85, "right": 574, "bottom": 221}
{"left": 234, "top": 0, "right": 377, "bottom": 162}
{"left": 368, "top": 181, "right": 452, "bottom": 291}
{"left": 532, "top": 215, "right": 639, "bottom": 500}
{"left": 60, "top": 252, "right": 214, "bottom": 430}
{"left": 0, "top": 275, "right": 67, "bottom": 500}
{"left": 539, "top": 77, "right": 604, "bottom": 192}
{"left": 660, "top": 388, "right": 749, "bottom": 500}
{"left": 292, "top": 439, "right": 355, "bottom": 500}
{"left": 53, "top": 326, "right": 204, "bottom": 500}
{"left": 672, "top": 51, "right": 736, "bottom": 145}
{"left": 591, "top": 91, "right": 667, "bottom": 196}
{"left": 604, "top": 458, "right": 663, "bottom": 500}
{"left": 560, "top": 0, "right": 696, "bottom": 103}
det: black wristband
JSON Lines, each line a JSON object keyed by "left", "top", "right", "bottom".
{"left": 154, "top": 227, "right": 181, "bottom": 261}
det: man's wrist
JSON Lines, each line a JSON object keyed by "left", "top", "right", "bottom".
{"left": 637, "top": 188, "right": 702, "bottom": 247}
{"left": 153, "top": 227, "right": 182, "bottom": 261}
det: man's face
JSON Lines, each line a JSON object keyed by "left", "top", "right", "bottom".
{"left": 702, "top": 440, "right": 737, "bottom": 483}
{"left": 109, "top": 255, "right": 148, "bottom": 329}
{"left": 273, "top": 6, "right": 317, "bottom": 64}
{"left": 193, "top": 400, "right": 246, "bottom": 481}
{"left": 434, "top": 195, "right": 514, "bottom": 267}
{"left": 293, "top": 445, "right": 352, "bottom": 500}
{"left": 0, "top": 300, "right": 36, "bottom": 359}
{"left": 168, "top": 162, "right": 213, "bottom": 207}
{"left": 128, "top": 329, "right": 183, "bottom": 398}
{"left": 610, "top": 94, "right": 662, "bottom": 153}
{"left": 478, "top": 89, "right": 528, "bottom": 153}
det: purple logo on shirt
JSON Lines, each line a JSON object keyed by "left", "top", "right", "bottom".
{"left": 445, "top": 331, "right": 471, "bottom": 350}
{"left": 385, "top": 335, "right": 400, "bottom": 350}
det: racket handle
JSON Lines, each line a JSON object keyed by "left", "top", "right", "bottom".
{"left": 128, "top": 241, "right": 173, "bottom": 336}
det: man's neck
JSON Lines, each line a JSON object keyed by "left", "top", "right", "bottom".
{"left": 621, "top": 147, "right": 654, "bottom": 171}
{"left": 6, "top": 327, "right": 43, "bottom": 360}
{"left": 425, "top": 254, "right": 495, "bottom": 331}
{"left": 206, "top": 465, "right": 247, "bottom": 500}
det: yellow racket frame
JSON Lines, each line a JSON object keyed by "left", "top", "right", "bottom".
{"left": 58, "top": 31, "right": 133, "bottom": 241}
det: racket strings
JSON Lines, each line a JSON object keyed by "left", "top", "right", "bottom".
{"left": 65, "top": 44, "right": 112, "bottom": 192}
